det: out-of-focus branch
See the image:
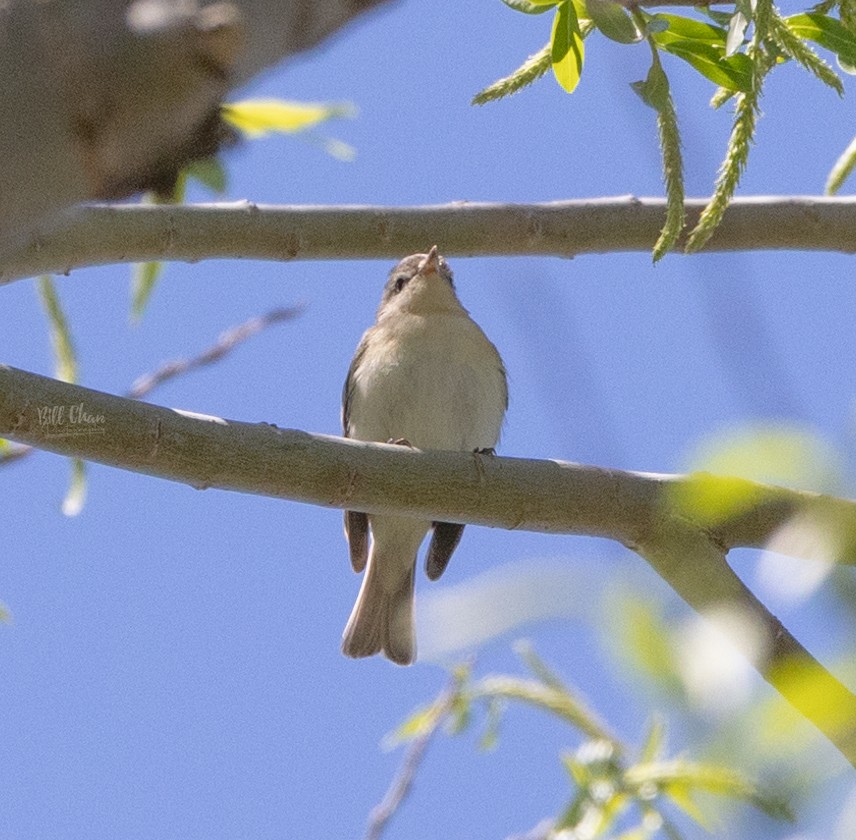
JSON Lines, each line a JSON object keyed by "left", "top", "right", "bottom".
{"left": 2, "top": 196, "right": 855, "bottom": 285}
{"left": 2, "top": 364, "right": 856, "bottom": 766}
{"left": 0, "top": 0, "right": 393, "bottom": 251}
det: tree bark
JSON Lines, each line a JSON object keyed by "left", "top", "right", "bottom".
{"left": 2, "top": 195, "right": 856, "bottom": 286}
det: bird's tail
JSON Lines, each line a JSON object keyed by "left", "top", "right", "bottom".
{"left": 342, "top": 550, "right": 416, "bottom": 666}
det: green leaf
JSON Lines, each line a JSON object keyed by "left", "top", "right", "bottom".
{"left": 601, "top": 591, "right": 685, "bottom": 695}
{"left": 842, "top": 0, "right": 856, "bottom": 34}
{"left": 826, "top": 134, "right": 856, "bottom": 194}
{"left": 37, "top": 276, "right": 77, "bottom": 384}
{"left": 586, "top": 0, "right": 641, "bottom": 43}
{"left": 36, "top": 277, "right": 88, "bottom": 516}
{"left": 62, "top": 458, "right": 87, "bottom": 517}
{"left": 551, "top": 2, "right": 585, "bottom": 92}
{"left": 639, "top": 716, "right": 665, "bottom": 763}
{"left": 501, "top": 0, "right": 556, "bottom": 12}
{"left": 626, "top": 759, "right": 794, "bottom": 823}
{"left": 472, "top": 44, "right": 552, "bottom": 104}
{"left": 221, "top": 99, "right": 357, "bottom": 137}
{"left": 631, "top": 51, "right": 670, "bottom": 110}
{"left": 657, "top": 39, "right": 754, "bottom": 91}
{"left": 384, "top": 701, "right": 445, "bottom": 747}
{"left": 478, "top": 698, "right": 504, "bottom": 751}
{"left": 725, "top": 9, "right": 750, "bottom": 55}
{"left": 685, "top": 424, "right": 841, "bottom": 493}
{"left": 661, "top": 780, "right": 712, "bottom": 830}
{"left": 770, "top": 12, "right": 843, "bottom": 94}
{"left": 184, "top": 157, "right": 227, "bottom": 194}
{"left": 131, "top": 259, "right": 164, "bottom": 323}
{"left": 704, "top": 8, "right": 736, "bottom": 27}
{"left": 650, "top": 13, "right": 727, "bottom": 43}
{"left": 784, "top": 13, "right": 856, "bottom": 67}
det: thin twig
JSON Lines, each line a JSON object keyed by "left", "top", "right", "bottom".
{"left": 364, "top": 683, "right": 459, "bottom": 840}
{"left": 0, "top": 305, "right": 304, "bottom": 469}
{"left": 127, "top": 305, "right": 304, "bottom": 398}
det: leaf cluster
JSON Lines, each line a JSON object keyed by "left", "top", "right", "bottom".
{"left": 388, "top": 644, "right": 791, "bottom": 839}
{"left": 475, "top": 0, "right": 856, "bottom": 259}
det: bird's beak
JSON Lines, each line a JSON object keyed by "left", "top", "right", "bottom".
{"left": 418, "top": 245, "right": 440, "bottom": 275}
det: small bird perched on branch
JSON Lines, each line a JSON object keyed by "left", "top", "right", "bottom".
{"left": 341, "top": 246, "right": 508, "bottom": 665}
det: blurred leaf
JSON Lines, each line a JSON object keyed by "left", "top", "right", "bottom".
{"left": 674, "top": 424, "right": 842, "bottom": 528}
{"left": 602, "top": 591, "right": 685, "bottom": 696}
{"left": 61, "top": 458, "right": 87, "bottom": 517}
{"left": 639, "top": 716, "right": 665, "bottom": 763}
{"left": 562, "top": 751, "right": 592, "bottom": 788}
{"left": 184, "top": 157, "right": 227, "bottom": 194}
{"left": 765, "top": 657, "right": 856, "bottom": 767}
{"left": 300, "top": 133, "right": 357, "bottom": 162}
{"left": 472, "top": 43, "right": 552, "bottom": 104}
{"left": 661, "top": 780, "right": 712, "bottom": 830}
{"left": 658, "top": 816, "right": 687, "bottom": 840}
{"left": 785, "top": 12, "right": 856, "bottom": 67}
{"left": 384, "top": 701, "right": 446, "bottom": 747}
{"left": 515, "top": 638, "right": 575, "bottom": 693}
{"left": 478, "top": 698, "right": 504, "bottom": 750}
{"left": 36, "top": 277, "right": 88, "bottom": 517}
{"left": 474, "top": 674, "right": 620, "bottom": 746}
{"left": 826, "top": 134, "right": 856, "bottom": 194}
{"left": 501, "top": 0, "right": 556, "bottom": 12}
{"left": 671, "top": 473, "right": 767, "bottom": 526}
{"left": 626, "top": 759, "right": 794, "bottom": 822}
{"left": 587, "top": 0, "right": 641, "bottom": 43}
{"left": 685, "top": 424, "right": 841, "bottom": 493}
{"left": 446, "top": 692, "right": 473, "bottom": 735}
{"left": 131, "top": 259, "right": 164, "bottom": 323}
{"left": 0, "top": 601, "right": 10, "bottom": 623}
{"left": 37, "top": 276, "right": 77, "bottom": 384}
{"left": 551, "top": 1, "right": 585, "bottom": 92}
{"left": 221, "top": 98, "right": 357, "bottom": 137}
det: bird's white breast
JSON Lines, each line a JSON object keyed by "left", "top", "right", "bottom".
{"left": 348, "top": 311, "right": 506, "bottom": 452}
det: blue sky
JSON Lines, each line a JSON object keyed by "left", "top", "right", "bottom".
{"left": 3, "top": 1, "right": 856, "bottom": 838}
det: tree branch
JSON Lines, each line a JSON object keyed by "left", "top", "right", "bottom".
{"left": 2, "top": 196, "right": 856, "bottom": 285}
{"left": 0, "top": 0, "right": 393, "bottom": 251}
{"left": 3, "top": 364, "right": 856, "bottom": 764}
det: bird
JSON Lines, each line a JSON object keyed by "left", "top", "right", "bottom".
{"left": 341, "top": 246, "right": 508, "bottom": 665}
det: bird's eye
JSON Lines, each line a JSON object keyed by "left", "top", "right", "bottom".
{"left": 393, "top": 275, "right": 409, "bottom": 293}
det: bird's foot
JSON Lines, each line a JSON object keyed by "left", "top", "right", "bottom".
{"left": 387, "top": 437, "right": 414, "bottom": 447}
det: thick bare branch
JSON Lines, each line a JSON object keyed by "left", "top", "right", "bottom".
{"left": 3, "top": 363, "right": 856, "bottom": 765}
{"left": 2, "top": 196, "right": 856, "bottom": 285}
